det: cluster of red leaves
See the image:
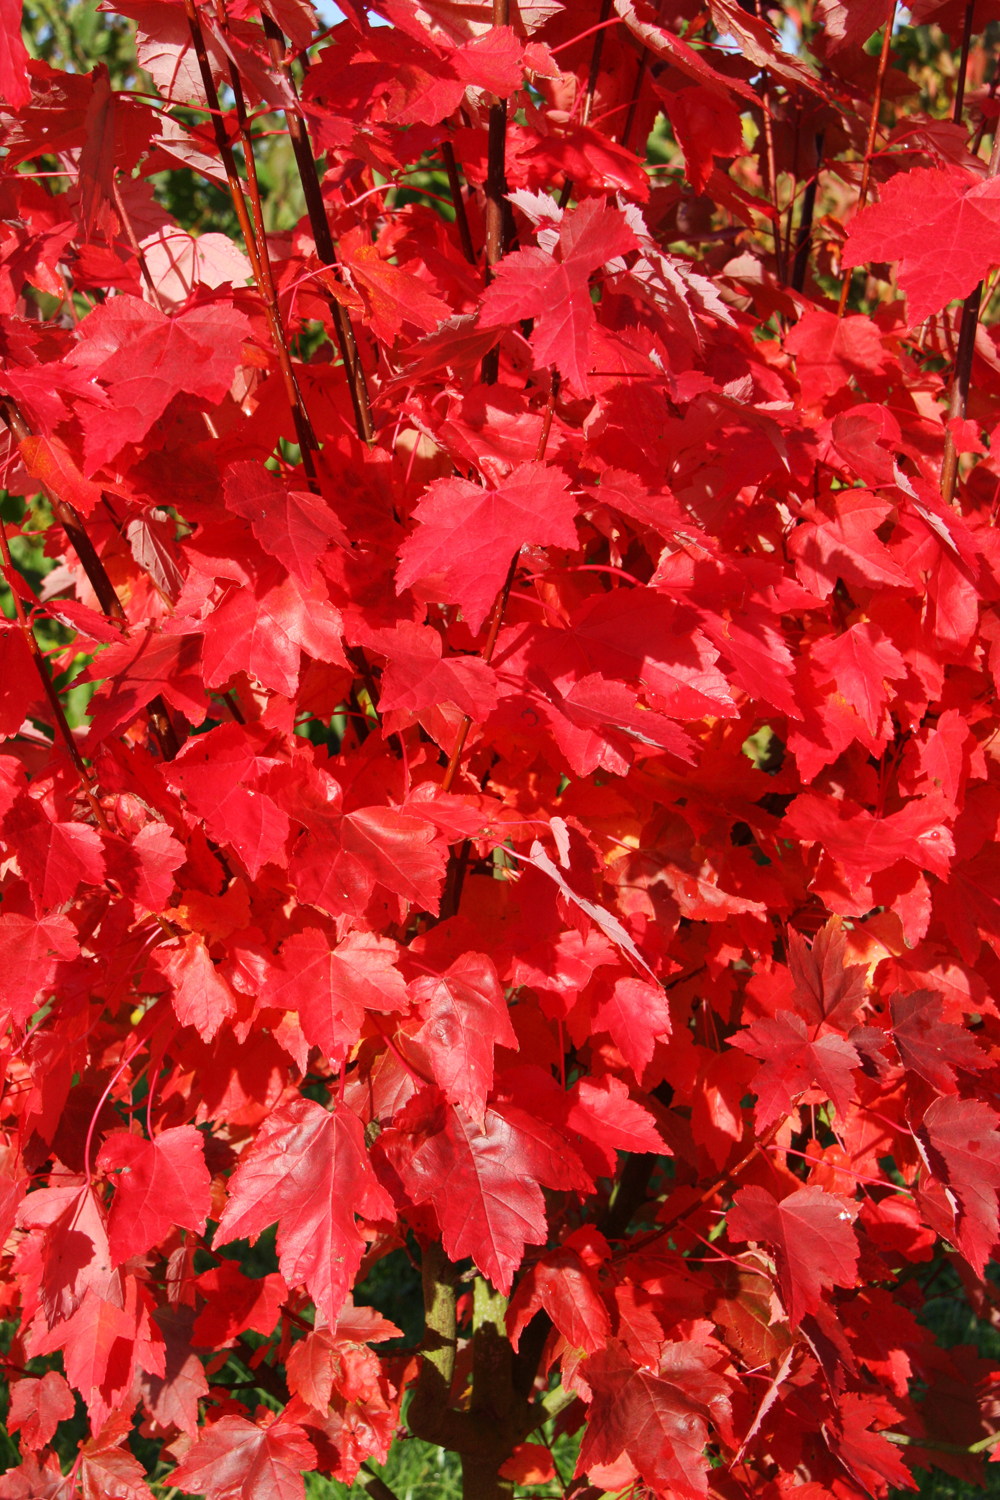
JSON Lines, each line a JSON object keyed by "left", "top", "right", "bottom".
{"left": 3, "top": 0, "right": 1000, "bottom": 1496}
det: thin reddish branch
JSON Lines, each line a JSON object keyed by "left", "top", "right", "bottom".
{"left": 258, "top": 12, "right": 376, "bottom": 445}
{"left": 440, "top": 137, "right": 478, "bottom": 266}
{"left": 0, "top": 397, "right": 180, "bottom": 761}
{"left": 558, "top": 0, "right": 614, "bottom": 206}
{"left": 182, "top": 0, "right": 320, "bottom": 477}
{"left": 837, "top": 1, "right": 898, "bottom": 316}
{"left": 940, "top": 122, "right": 1000, "bottom": 502}
{"left": 954, "top": 1, "right": 976, "bottom": 122}
{"left": 0, "top": 514, "right": 110, "bottom": 831}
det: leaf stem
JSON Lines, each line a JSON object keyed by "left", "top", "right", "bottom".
{"left": 837, "top": 2, "right": 897, "bottom": 316}
{"left": 259, "top": 12, "right": 376, "bottom": 444}
{"left": 182, "top": 0, "right": 319, "bottom": 478}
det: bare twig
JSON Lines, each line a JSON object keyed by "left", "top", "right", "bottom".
{"left": 441, "top": 138, "right": 478, "bottom": 265}
{"left": 790, "top": 130, "right": 824, "bottom": 292}
{"left": 481, "top": 0, "right": 512, "bottom": 384}
{"left": 953, "top": 0, "right": 975, "bottom": 122}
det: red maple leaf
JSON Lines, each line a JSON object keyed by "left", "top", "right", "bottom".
{"left": 171, "top": 1413, "right": 317, "bottom": 1500}
{"left": 506, "top": 1244, "right": 611, "bottom": 1355}
{"left": 214, "top": 1096, "right": 394, "bottom": 1325}
{"left": 919, "top": 1096, "right": 1000, "bottom": 1274}
{"left": 97, "top": 1126, "right": 212, "bottom": 1265}
{"left": 7, "top": 1371, "right": 75, "bottom": 1452}
{"left": 479, "top": 199, "right": 638, "bottom": 394}
{"left": 786, "top": 918, "right": 868, "bottom": 1032}
{"left": 727, "top": 1185, "right": 859, "bottom": 1325}
{"left": 395, "top": 461, "right": 578, "bottom": 635}
{"left": 891, "top": 989, "right": 984, "bottom": 1092}
{"left": 730, "top": 1010, "right": 861, "bottom": 1129}
{"left": 578, "top": 1339, "right": 733, "bottom": 1500}
{"left": 223, "top": 461, "right": 347, "bottom": 584}
{"left": 263, "top": 928, "right": 407, "bottom": 1064}
{"left": 842, "top": 166, "right": 1000, "bottom": 325}
{"left": 67, "top": 295, "right": 252, "bottom": 472}
{"left": 191, "top": 1261, "right": 288, "bottom": 1349}
{"left": 401, "top": 950, "right": 517, "bottom": 1123}
{"left": 391, "top": 1093, "right": 590, "bottom": 1293}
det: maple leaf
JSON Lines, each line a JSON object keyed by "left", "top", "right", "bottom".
{"left": 202, "top": 563, "right": 346, "bottom": 699}
{"left": 223, "top": 461, "right": 347, "bottom": 584}
{"left": 103, "top": 823, "right": 186, "bottom": 913}
{"left": 785, "top": 308, "right": 889, "bottom": 406}
{"left": 393, "top": 1094, "right": 590, "bottom": 1293}
{"left": 401, "top": 951, "right": 517, "bottom": 1123}
{"left": 731, "top": 1010, "right": 861, "bottom": 1129}
{"left": 340, "top": 231, "right": 451, "bottom": 343}
{"left": 96, "top": 1125, "right": 212, "bottom": 1265}
{"left": 30, "top": 1278, "right": 165, "bottom": 1435}
{"left": 0, "top": 1451, "right": 71, "bottom": 1500}
{"left": 171, "top": 1414, "right": 317, "bottom": 1500}
{"left": 163, "top": 723, "right": 291, "bottom": 880}
{"left": 7, "top": 1371, "right": 75, "bottom": 1452}
{"left": 214, "top": 1095, "right": 394, "bottom": 1325}
{"left": 154, "top": 933, "right": 237, "bottom": 1042}
{"left": 810, "top": 622, "right": 907, "bottom": 737}
{"left": 137, "top": 1304, "right": 209, "bottom": 1439}
{"left": 85, "top": 629, "right": 209, "bottom": 743}
{"left": 784, "top": 793, "right": 955, "bottom": 888}
{"left": 67, "top": 295, "right": 253, "bottom": 473}
{"left": 192, "top": 1261, "right": 288, "bottom": 1349}
{"left": 78, "top": 1406, "right": 157, "bottom": 1500}
{"left": 478, "top": 198, "right": 638, "bottom": 394}
{"left": 786, "top": 918, "right": 868, "bottom": 1031}
{"left": 561, "top": 1073, "right": 667, "bottom": 1178}
{"left": 263, "top": 928, "right": 407, "bottom": 1064}
{"left": 359, "top": 619, "right": 499, "bottom": 721}
{"left": 658, "top": 85, "right": 745, "bottom": 197}
{"left": 727, "top": 1185, "right": 859, "bottom": 1325}
{"left": 3, "top": 798, "right": 105, "bottom": 913}
{"left": 788, "top": 491, "right": 912, "bottom": 599}
{"left": 16, "top": 1182, "right": 117, "bottom": 1324}
{"left": 842, "top": 166, "right": 1000, "bottom": 326}
{"left": 890, "top": 989, "right": 983, "bottom": 1092}
{"left": 506, "top": 1244, "right": 611, "bottom": 1354}
{"left": 827, "top": 1392, "right": 916, "bottom": 1493}
{"left": 395, "top": 461, "right": 578, "bottom": 634}
{"left": 590, "top": 975, "right": 673, "bottom": 1080}
{"left": 919, "top": 1096, "right": 1000, "bottom": 1274}
{"left": 291, "top": 803, "right": 450, "bottom": 918}
{"left": 578, "top": 1339, "right": 733, "bottom": 1500}
{"left": 0, "top": 907, "right": 78, "bottom": 1023}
